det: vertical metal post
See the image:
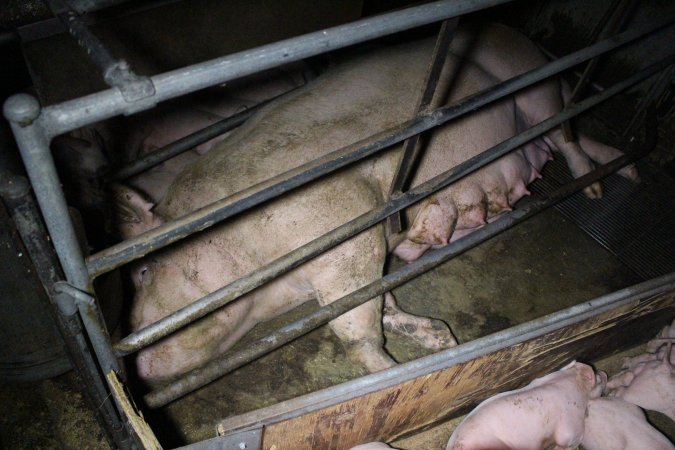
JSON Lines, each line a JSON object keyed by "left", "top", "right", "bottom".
{"left": 387, "top": 18, "right": 459, "bottom": 235}
{"left": 2, "top": 94, "right": 134, "bottom": 448}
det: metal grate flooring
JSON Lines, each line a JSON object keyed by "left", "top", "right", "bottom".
{"left": 529, "top": 157, "right": 675, "bottom": 281}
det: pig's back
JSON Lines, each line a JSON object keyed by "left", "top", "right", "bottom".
{"left": 157, "top": 40, "right": 433, "bottom": 217}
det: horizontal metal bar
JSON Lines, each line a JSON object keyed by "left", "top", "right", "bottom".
{"left": 39, "top": 0, "right": 514, "bottom": 136}
{"left": 115, "top": 53, "right": 675, "bottom": 359}
{"left": 143, "top": 147, "right": 650, "bottom": 408}
{"left": 110, "top": 94, "right": 279, "bottom": 181}
{"left": 88, "top": 18, "right": 675, "bottom": 279}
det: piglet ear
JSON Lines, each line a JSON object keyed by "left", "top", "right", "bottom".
{"left": 407, "top": 199, "right": 457, "bottom": 246}
{"left": 112, "top": 184, "right": 164, "bottom": 239}
{"left": 574, "top": 362, "right": 597, "bottom": 391}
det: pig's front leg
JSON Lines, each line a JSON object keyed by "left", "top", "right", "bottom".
{"left": 382, "top": 292, "right": 458, "bottom": 350}
{"left": 307, "top": 228, "right": 396, "bottom": 373}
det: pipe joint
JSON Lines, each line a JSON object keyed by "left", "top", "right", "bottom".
{"left": 3, "top": 94, "right": 41, "bottom": 126}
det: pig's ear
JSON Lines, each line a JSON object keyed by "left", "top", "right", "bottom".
{"left": 575, "top": 363, "right": 597, "bottom": 390}
{"left": 407, "top": 199, "right": 457, "bottom": 246}
{"left": 112, "top": 184, "right": 164, "bottom": 239}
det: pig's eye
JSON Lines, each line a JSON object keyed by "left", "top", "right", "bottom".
{"left": 134, "top": 264, "right": 152, "bottom": 286}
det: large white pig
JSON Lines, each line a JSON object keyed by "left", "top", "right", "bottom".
{"left": 116, "top": 25, "right": 635, "bottom": 381}
{"left": 116, "top": 39, "right": 529, "bottom": 380}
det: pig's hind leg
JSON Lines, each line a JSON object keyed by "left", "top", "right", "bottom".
{"left": 383, "top": 292, "right": 458, "bottom": 350}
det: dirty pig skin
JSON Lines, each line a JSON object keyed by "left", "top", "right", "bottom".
{"left": 116, "top": 26, "right": 635, "bottom": 381}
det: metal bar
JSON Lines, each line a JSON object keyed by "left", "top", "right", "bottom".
{"left": 387, "top": 18, "right": 459, "bottom": 235}
{"left": 2, "top": 95, "right": 122, "bottom": 378}
{"left": 570, "top": 0, "right": 637, "bottom": 102}
{"left": 561, "top": 0, "right": 638, "bottom": 140}
{"left": 110, "top": 92, "right": 281, "bottom": 181}
{"left": 538, "top": 46, "right": 606, "bottom": 93}
{"left": 4, "top": 95, "right": 90, "bottom": 289}
{"left": 144, "top": 147, "right": 646, "bottom": 408}
{"left": 51, "top": 290, "right": 135, "bottom": 450}
{"left": 622, "top": 65, "right": 674, "bottom": 141}
{"left": 38, "top": 0, "right": 516, "bottom": 136}
{"left": 53, "top": 282, "right": 122, "bottom": 376}
{"left": 115, "top": 52, "right": 675, "bottom": 359}
{"left": 46, "top": 0, "right": 155, "bottom": 102}
{"left": 88, "top": 18, "right": 675, "bottom": 280}
{"left": 0, "top": 173, "right": 132, "bottom": 450}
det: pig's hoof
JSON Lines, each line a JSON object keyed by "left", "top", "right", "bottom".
{"left": 582, "top": 182, "right": 603, "bottom": 199}
{"left": 618, "top": 164, "right": 640, "bottom": 183}
{"left": 347, "top": 342, "right": 397, "bottom": 373}
{"left": 383, "top": 314, "right": 458, "bottom": 350}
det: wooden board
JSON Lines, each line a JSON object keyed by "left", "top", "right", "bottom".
{"left": 217, "top": 287, "right": 674, "bottom": 450}
{"left": 108, "top": 371, "right": 163, "bottom": 450}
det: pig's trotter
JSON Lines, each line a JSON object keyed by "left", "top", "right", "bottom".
{"left": 382, "top": 293, "right": 458, "bottom": 349}
{"left": 577, "top": 132, "right": 641, "bottom": 183}
{"left": 544, "top": 131, "right": 603, "bottom": 199}
{"left": 346, "top": 339, "right": 397, "bottom": 373}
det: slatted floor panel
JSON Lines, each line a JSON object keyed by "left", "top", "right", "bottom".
{"left": 529, "top": 156, "right": 675, "bottom": 280}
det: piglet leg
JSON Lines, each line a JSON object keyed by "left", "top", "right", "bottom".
{"left": 382, "top": 292, "right": 458, "bottom": 350}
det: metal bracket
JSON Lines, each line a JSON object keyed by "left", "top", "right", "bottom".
{"left": 46, "top": 0, "right": 156, "bottom": 104}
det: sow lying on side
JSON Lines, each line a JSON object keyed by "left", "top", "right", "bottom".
{"left": 116, "top": 24, "right": 636, "bottom": 381}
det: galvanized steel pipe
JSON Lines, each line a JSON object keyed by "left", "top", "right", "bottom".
{"left": 38, "top": 0, "right": 514, "bottom": 135}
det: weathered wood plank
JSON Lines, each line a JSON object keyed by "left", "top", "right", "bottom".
{"left": 217, "top": 287, "right": 674, "bottom": 450}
